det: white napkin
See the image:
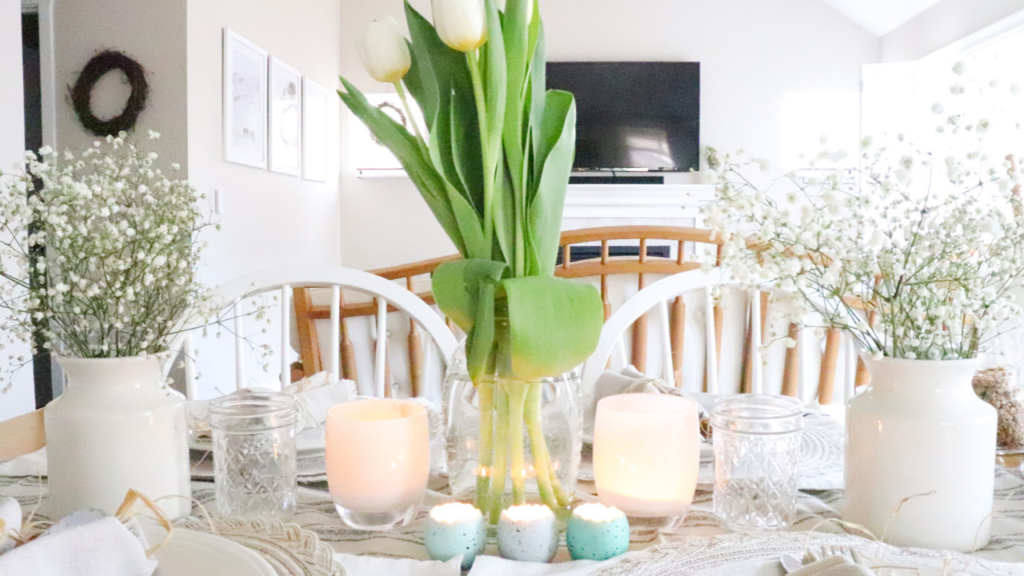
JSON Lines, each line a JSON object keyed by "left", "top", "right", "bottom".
{"left": 468, "top": 556, "right": 622, "bottom": 576}
{"left": 0, "top": 516, "right": 157, "bottom": 576}
{"left": 334, "top": 552, "right": 463, "bottom": 576}
{"left": 186, "top": 372, "right": 357, "bottom": 438}
{"left": 0, "top": 447, "right": 47, "bottom": 477}
{"left": 284, "top": 372, "right": 357, "bottom": 426}
{"left": 0, "top": 497, "right": 21, "bottom": 554}
{"left": 585, "top": 366, "right": 709, "bottom": 439}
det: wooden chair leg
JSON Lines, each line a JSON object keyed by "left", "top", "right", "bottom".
{"left": 781, "top": 323, "right": 800, "bottom": 397}
{"left": 338, "top": 292, "right": 358, "bottom": 382}
{"left": 293, "top": 287, "right": 322, "bottom": 378}
{"left": 406, "top": 278, "right": 423, "bottom": 397}
{"left": 818, "top": 328, "right": 842, "bottom": 404}
{"left": 670, "top": 296, "right": 685, "bottom": 387}
{"left": 631, "top": 273, "right": 648, "bottom": 373}
{"left": 855, "top": 357, "right": 871, "bottom": 389}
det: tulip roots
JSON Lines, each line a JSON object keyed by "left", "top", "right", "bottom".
{"left": 472, "top": 380, "right": 570, "bottom": 522}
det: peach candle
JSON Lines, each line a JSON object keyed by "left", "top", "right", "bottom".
{"left": 326, "top": 399, "right": 429, "bottom": 530}
{"left": 593, "top": 393, "right": 700, "bottom": 518}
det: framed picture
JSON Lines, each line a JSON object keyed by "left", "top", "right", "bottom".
{"left": 223, "top": 29, "right": 267, "bottom": 169}
{"left": 348, "top": 93, "right": 423, "bottom": 174}
{"left": 269, "top": 57, "right": 302, "bottom": 175}
{"left": 302, "top": 77, "right": 329, "bottom": 182}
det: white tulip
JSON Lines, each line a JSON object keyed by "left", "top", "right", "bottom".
{"left": 432, "top": 0, "right": 488, "bottom": 52}
{"left": 357, "top": 17, "right": 411, "bottom": 84}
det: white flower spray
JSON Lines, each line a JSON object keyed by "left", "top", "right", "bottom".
{"left": 702, "top": 63, "right": 1024, "bottom": 360}
{"left": 0, "top": 132, "right": 225, "bottom": 388}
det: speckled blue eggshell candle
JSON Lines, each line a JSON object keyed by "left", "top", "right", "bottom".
{"left": 424, "top": 503, "right": 487, "bottom": 570}
{"left": 497, "top": 505, "right": 559, "bottom": 563}
{"left": 566, "top": 504, "right": 630, "bottom": 561}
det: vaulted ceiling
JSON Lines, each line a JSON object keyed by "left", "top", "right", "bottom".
{"left": 820, "top": 0, "right": 945, "bottom": 36}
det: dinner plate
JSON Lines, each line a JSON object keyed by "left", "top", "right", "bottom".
{"left": 142, "top": 523, "right": 277, "bottom": 576}
{"left": 188, "top": 425, "right": 326, "bottom": 456}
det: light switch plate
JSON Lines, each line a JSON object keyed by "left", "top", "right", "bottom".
{"left": 214, "top": 189, "right": 226, "bottom": 214}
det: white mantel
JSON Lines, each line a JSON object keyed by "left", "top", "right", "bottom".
{"left": 562, "top": 183, "right": 714, "bottom": 229}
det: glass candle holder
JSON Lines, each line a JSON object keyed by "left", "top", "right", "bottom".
{"left": 424, "top": 503, "right": 487, "bottom": 570}
{"left": 593, "top": 393, "right": 700, "bottom": 527}
{"left": 326, "top": 399, "right": 429, "bottom": 530}
{"left": 209, "top": 389, "right": 298, "bottom": 519}
{"left": 497, "top": 505, "right": 559, "bottom": 563}
{"left": 566, "top": 503, "right": 629, "bottom": 561}
{"left": 711, "top": 394, "right": 803, "bottom": 532}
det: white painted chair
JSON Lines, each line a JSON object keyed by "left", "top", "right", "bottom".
{"left": 581, "top": 268, "right": 861, "bottom": 406}
{"left": 170, "top": 266, "right": 459, "bottom": 401}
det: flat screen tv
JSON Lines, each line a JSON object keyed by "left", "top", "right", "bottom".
{"left": 546, "top": 62, "right": 700, "bottom": 172}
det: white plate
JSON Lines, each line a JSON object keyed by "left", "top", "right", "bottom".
{"left": 143, "top": 523, "right": 277, "bottom": 576}
{"left": 189, "top": 426, "right": 325, "bottom": 456}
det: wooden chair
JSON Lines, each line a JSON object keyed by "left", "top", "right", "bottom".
{"left": 292, "top": 226, "right": 726, "bottom": 393}
{"left": 178, "top": 266, "right": 459, "bottom": 400}
{"left": 0, "top": 266, "right": 460, "bottom": 460}
{"left": 582, "top": 268, "right": 859, "bottom": 405}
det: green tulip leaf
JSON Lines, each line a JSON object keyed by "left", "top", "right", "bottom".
{"left": 501, "top": 276, "right": 604, "bottom": 380}
{"left": 338, "top": 78, "right": 468, "bottom": 256}
{"left": 402, "top": 38, "right": 438, "bottom": 130}
{"left": 432, "top": 259, "right": 508, "bottom": 333}
{"left": 466, "top": 280, "right": 496, "bottom": 382}
{"left": 527, "top": 90, "right": 575, "bottom": 275}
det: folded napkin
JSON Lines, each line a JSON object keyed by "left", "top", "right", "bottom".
{"left": 585, "top": 366, "right": 708, "bottom": 438}
{"left": 0, "top": 447, "right": 47, "bottom": 477}
{"left": 0, "top": 497, "right": 21, "bottom": 554}
{"left": 468, "top": 556, "right": 615, "bottom": 576}
{"left": 0, "top": 516, "right": 157, "bottom": 576}
{"left": 334, "top": 552, "right": 463, "bottom": 576}
{"left": 186, "top": 372, "right": 358, "bottom": 440}
{"left": 790, "top": 555, "right": 874, "bottom": 576}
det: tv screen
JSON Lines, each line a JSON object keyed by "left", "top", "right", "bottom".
{"left": 546, "top": 62, "right": 700, "bottom": 172}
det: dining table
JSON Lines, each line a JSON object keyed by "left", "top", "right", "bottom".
{"left": 4, "top": 437, "right": 1024, "bottom": 575}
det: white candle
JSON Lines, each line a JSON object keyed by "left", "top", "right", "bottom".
{"left": 325, "top": 399, "right": 430, "bottom": 530}
{"left": 424, "top": 503, "right": 486, "bottom": 570}
{"left": 497, "top": 505, "right": 559, "bottom": 563}
{"left": 593, "top": 393, "right": 700, "bottom": 517}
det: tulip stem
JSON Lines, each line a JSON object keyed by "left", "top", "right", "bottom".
{"left": 466, "top": 49, "right": 494, "bottom": 259}
{"left": 394, "top": 81, "right": 428, "bottom": 156}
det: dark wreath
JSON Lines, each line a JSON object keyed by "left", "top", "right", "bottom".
{"left": 69, "top": 50, "right": 149, "bottom": 136}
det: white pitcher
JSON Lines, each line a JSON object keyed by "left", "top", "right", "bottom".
{"left": 844, "top": 355, "right": 995, "bottom": 551}
{"left": 45, "top": 355, "right": 190, "bottom": 520}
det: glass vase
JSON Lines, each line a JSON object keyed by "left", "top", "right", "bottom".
{"left": 443, "top": 342, "right": 582, "bottom": 524}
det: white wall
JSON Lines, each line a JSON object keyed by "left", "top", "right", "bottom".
{"left": 185, "top": 0, "right": 344, "bottom": 396}
{"left": 53, "top": 0, "right": 187, "bottom": 167}
{"left": 0, "top": 0, "right": 34, "bottom": 421}
{"left": 336, "top": 0, "right": 880, "bottom": 270}
{"left": 881, "top": 0, "right": 1024, "bottom": 62}
{"left": 186, "top": 0, "right": 343, "bottom": 287}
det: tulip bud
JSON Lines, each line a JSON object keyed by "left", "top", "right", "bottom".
{"left": 356, "top": 17, "right": 411, "bottom": 84}
{"left": 432, "top": 0, "right": 488, "bottom": 53}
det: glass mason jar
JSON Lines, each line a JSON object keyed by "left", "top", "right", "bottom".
{"left": 444, "top": 341, "right": 582, "bottom": 524}
{"left": 210, "top": 389, "right": 298, "bottom": 519}
{"left": 711, "top": 394, "right": 802, "bottom": 532}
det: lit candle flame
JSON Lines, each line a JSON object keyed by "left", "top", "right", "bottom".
{"left": 501, "top": 504, "right": 555, "bottom": 523}
{"left": 573, "top": 503, "right": 624, "bottom": 523}
{"left": 429, "top": 502, "right": 482, "bottom": 524}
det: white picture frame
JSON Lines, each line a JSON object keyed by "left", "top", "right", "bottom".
{"left": 348, "top": 93, "right": 424, "bottom": 174}
{"left": 223, "top": 29, "right": 268, "bottom": 169}
{"left": 302, "top": 77, "right": 329, "bottom": 182}
{"left": 269, "top": 57, "right": 302, "bottom": 176}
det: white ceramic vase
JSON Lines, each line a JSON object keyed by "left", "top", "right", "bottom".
{"left": 45, "top": 356, "right": 191, "bottom": 520}
{"left": 843, "top": 355, "right": 996, "bottom": 552}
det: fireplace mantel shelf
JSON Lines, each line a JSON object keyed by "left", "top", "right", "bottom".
{"left": 564, "top": 183, "right": 713, "bottom": 221}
